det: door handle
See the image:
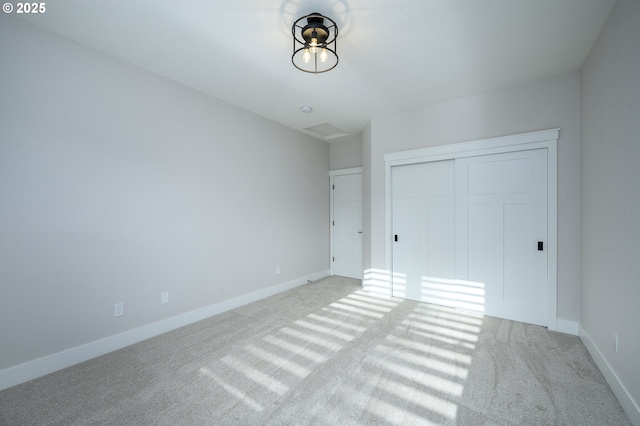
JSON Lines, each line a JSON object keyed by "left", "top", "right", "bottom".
{"left": 357, "top": 231, "right": 363, "bottom": 234}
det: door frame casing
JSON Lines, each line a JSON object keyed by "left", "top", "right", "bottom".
{"left": 383, "top": 129, "right": 559, "bottom": 331}
{"left": 329, "top": 167, "right": 363, "bottom": 277}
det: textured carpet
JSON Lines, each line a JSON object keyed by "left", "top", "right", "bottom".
{"left": 0, "top": 276, "right": 631, "bottom": 425}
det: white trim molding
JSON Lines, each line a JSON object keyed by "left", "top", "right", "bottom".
{"left": 384, "top": 129, "right": 560, "bottom": 331}
{"left": 329, "top": 167, "right": 362, "bottom": 177}
{"left": 0, "top": 269, "right": 330, "bottom": 392}
{"left": 580, "top": 326, "right": 640, "bottom": 425}
{"left": 556, "top": 319, "right": 580, "bottom": 336}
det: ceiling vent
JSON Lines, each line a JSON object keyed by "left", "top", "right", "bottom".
{"left": 303, "top": 123, "right": 348, "bottom": 141}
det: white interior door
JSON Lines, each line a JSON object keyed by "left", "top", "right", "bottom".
{"left": 390, "top": 149, "right": 548, "bottom": 326}
{"left": 455, "top": 149, "right": 548, "bottom": 326}
{"left": 332, "top": 174, "right": 362, "bottom": 279}
{"left": 391, "top": 161, "right": 455, "bottom": 303}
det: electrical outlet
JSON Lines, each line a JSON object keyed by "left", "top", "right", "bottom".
{"left": 114, "top": 302, "right": 124, "bottom": 318}
{"left": 275, "top": 266, "right": 281, "bottom": 275}
{"left": 161, "top": 292, "right": 169, "bottom": 305}
{"left": 613, "top": 332, "right": 619, "bottom": 353}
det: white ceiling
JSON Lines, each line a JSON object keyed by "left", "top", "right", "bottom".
{"left": 18, "top": 0, "right": 615, "bottom": 142}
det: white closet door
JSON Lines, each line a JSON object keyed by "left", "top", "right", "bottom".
{"left": 391, "top": 161, "right": 455, "bottom": 304}
{"left": 455, "top": 149, "right": 548, "bottom": 326}
{"left": 332, "top": 174, "right": 363, "bottom": 279}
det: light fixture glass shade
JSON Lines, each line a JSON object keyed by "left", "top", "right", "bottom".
{"left": 319, "top": 48, "right": 328, "bottom": 63}
{"left": 292, "top": 13, "right": 338, "bottom": 74}
{"left": 309, "top": 38, "right": 319, "bottom": 54}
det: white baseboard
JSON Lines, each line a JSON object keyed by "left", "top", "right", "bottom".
{"left": 0, "top": 270, "right": 330, "bottom": 392}
{"left": 555, "top": 319, "right": 579, "bottom": 336}
{"left": 579, "top": 326, "right": 640, "bottom": 425}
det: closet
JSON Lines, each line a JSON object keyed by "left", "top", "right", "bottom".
{"left": 385, "top": 130, "right": 557, "bottom": 327}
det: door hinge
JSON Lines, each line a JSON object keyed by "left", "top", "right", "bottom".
{"left": 394, "top": 234, "right": 398, "bottom": 242}
{"left": 332, "top": 184, "right": 335, "bottom": 190}
{"left": 332, "top": 257, "right": 335, "bottom": 262}
{"left": 332, "top": 220, "right": 335, "bottom": 226}
{"left": 538, "top": 241, "right": 544, "bottom": 251}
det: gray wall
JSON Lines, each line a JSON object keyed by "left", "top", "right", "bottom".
{"left": 580, "top": 0, "right": 640, "bottom": 415}
{"left": 0, "top": 16, "right": 329, "bottom": 371}
{"left": 364, "top": 72, "right": 582, "bottom": 324}
{"left": 329, "top": 135, "right": 363, "bottom": 170}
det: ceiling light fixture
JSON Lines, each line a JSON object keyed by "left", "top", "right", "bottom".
{"left": 292, "top": 12, "right": 338, "bottom": 74}
{"left": 300, "top": 106, "right": 313, "bottom": 113}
